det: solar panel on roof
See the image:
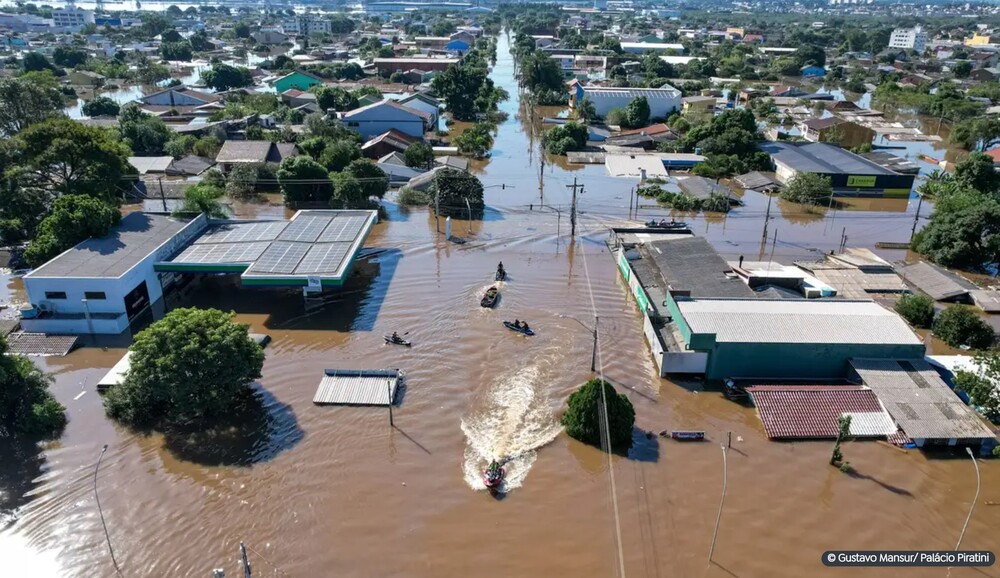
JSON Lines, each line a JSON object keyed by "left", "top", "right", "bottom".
{"left": 296, "top": 243, "right": 351, "bottom": 274}
{"left": 193, "top": 221, "right": 287, "bottom": 244}
{"left": 174, "top": 242, "right": 270, "bottom": 263}
{"left": 278, "top": 215, "right": 333, "bottom": 243}
{"left": 317, "top": 216, "right": 367, "bottom": 243}
{"left": 250, "top": 241, "right": 309, "bottom": 274}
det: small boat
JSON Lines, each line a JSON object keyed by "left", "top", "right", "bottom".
{"left": 503, "top": 321, "right": 534, "bottom": 336}
{"left": 645, "top": 220, "right": 689, "bottom": 230}
{"left": 480, "top": 286, "right": 499, "bottom": 308}
{"left": 670, "top": 430, "right": 705, "bottom": 441}
{"left": 482, "top": 466, "right": 505, "bottom": 489}
{"left": 495, "top": 269, "right": 507, "bottom": 281}
{"left": 384, "top": 334, "right": 411, "bottom": 347}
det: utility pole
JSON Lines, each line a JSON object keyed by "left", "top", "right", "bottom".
{"left": 708, "top": 444, "right": 728, "bottom": 565}
{"left": 387, "top": 376, "right": 394, "bottom": 427}
{"left": 567, "top": 177, "right": 583, "bottom": 237}
{"left": 762, "top": 192, "right": 773, "bottom": 241}
{"left": 158, "top": 177, "right": 167, "bottom": 213}
{"left": 435, "top": 191, "right": 440, "bottom": 234}
{"left": 910, "top": 192, "right": 924, "bottom": 242}
{"left": 591, "top": 315, "right": 598, "bottom": 372}
{"left": 538, "top": 147, "right": 545, "bottom": 203}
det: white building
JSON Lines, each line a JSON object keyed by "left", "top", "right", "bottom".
{"left": 575, "top": 86, "right": 682, "bottom": 120}
{"left": 620, "top": 41, "right": 685, "bottom": 54}
{"left": 889, "top": 25, "right": 927, "bottom": 53}
{"left": 284, "top": 15, "right": 332, "bottom": 36}
{"left": 51, "top": 7, "right": 94, "bottom": 31}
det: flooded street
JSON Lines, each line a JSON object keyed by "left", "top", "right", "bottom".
{"left": 2, "top": 32, "right": 999, "bottom": 578}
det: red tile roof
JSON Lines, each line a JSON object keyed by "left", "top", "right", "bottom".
{"left": 747, "top": 385, "right": 886, "bottom": 439}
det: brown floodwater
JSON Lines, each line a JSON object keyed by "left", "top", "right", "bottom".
{"left": 2, "top": 33, "right": 999, "bottom": 578}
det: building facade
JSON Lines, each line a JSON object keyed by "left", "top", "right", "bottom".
{"left": 52, "top": 7, "right": 95, "bottom": 31}
{"left": 889, "top": 26, "right": 927, "bottom": 53}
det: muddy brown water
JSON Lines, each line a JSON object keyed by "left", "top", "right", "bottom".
{"left": 2, "top": 33, "right": 999, "bottom": 578}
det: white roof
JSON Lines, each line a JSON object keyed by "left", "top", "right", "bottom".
{"left": 677, "top": 299, "right": 924, "bottom": 345}
{"left": 605, "top": 154, "right": 668, "bottom": 178}
{"left": 98, "top": 351, "right": 132, "bottom": 389}
{"left": 582, "top": 86, "right": 681, "bottom": 99}
{"left": 128, "top": 156, "right": 173, "bottom": 175}
{"left": 621, "top": 42, "right": 685, "bottom": 51}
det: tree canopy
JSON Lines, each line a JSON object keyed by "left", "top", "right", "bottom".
{"left": 780, "top": 172, "right": 833, "bottom": 206}
{"left": 912, "top": 187, "right": 1000, "bottom": 270}
{"left": 932, "top": 305, "right": 994, "bottom": 349}
{"left": 0, "top": 336, "right": 65, "bottom": 438}
{"left": 431, "top": 168, "right": 485, "bottom": 218}
{"left": 454, "top": 123, "right": 495, "bottom": 159}
{"left": 104, "top": 308, "right": 264, "bottom": 428}
{"left": 24, "top": 194, "right": 121, "bottom": 267}
{"left": 118, "top": 104, "right": 172, "bottom": 156}
{"left": 561, "top": 378, "right": 635, "bottom": 452}
{"left": 404, "top": 142, "right": 435, "bottom": 169}
{"left": 6, "top": 117, "right": 134, "bottom": 201}
{"left": 82, "top": 96, "right": 121, "bottom": 118}
{"left": 311, "top": 86, "right": 358, "bottom": 112}
{"left": 0, "top": 76, "right": 64, "bottom": 137}
{"left": 893, "top": 293, "right": 935, "bottom": 329}
{"left": 344, "top": 159, "right": 389, "bottom": 200}
{"left": 201, "top": 63, "right": 254, "bottom": 92}
{"left": 278, "top": 155, "right": 333, "bottom": 206}
{"left": 177, "top": 183, "right": 227, "bottom": 218}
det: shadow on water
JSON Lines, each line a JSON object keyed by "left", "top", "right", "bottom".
{"left": 169, "top": 248, "right": 401, "bottom": 332}
{"left": 626, "top": 428, "right": 660, "bottom": 463}
{"left": 161, "top": 385, "right": 303, "bottom": 467}
{"left": 844, "top": 466, "right": 914, "bottom": 497}
{"left": 0, "top": 436, "right": 49, "bottom": 530}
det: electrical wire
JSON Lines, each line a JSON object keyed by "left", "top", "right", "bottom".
{"left": 94, "top": 444, "right": 124, "bottom": 578}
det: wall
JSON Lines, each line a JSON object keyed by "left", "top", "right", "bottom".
{"left": 704, "top": 341, "right": 927, "bottom": 380}
{"left": 21, "top": 314, "right": 127, "bottom": 335}
{"left": 585, "top": 91, "right": 680, "bottom": 119}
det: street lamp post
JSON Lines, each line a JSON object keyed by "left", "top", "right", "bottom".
{"left": 559, "top": 314, "right": 598, "bottom": 372}
{"left": 955, "top": 446, "right": 981, "bottom": 552}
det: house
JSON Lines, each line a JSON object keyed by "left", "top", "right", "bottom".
{"left": 273, "top": 70, "right": 324, "bottom": 93}
{"left": 770, "top": 85, "right": 808, "bottom": 98}
{"left": 969, "top": 68, "right": 1000, "bottom": 82}
{"left": 215, "top": 141, "right": 298, "bottom": 172}
{"left": 397, "top": 92, "right": 440, "bottom": 129}
{"left": 449, "top": 30, "right": 477, "bottom": 46}
{"left": 681, "top": 95, "right": 715, "bottom": 114}
{"left": 374, "top": 57, "right": 458, "bottom": 76}
{"left": 280, "top": 89, "right": 318, "bottom": 108}
{"left": 361, "top": 129, "right": 418, "bottom": 159}
{"left": 340, "top": 99, "right": 431, "bottom": 139}
{"left": 965, "top": 33, "right": 995, "bottom": 47}
{"left": 799, "top": 117, "right": 875, "bottom": 149}
{"left": 574, "top": 86, "right": 682, "bottom": 119}
{"left": 620, "top": 42, "right": 685, "bottom": 54}
{"left": 742, "top": 34, "right": 764, "bottom": 44}
{"left": 165, "top": 155, "right": 215, "bottom": 177}
{"left": 970, "top": 52, "right": 998, "bottom": 69}
{"left": 445, "top": 40, "right": 470, "bottom": 54}
{"left": 139, "top": 86, "right": 221, "bottom": 108}
{"left": 68, "top": 70, "right": 106, "bottom": 87}
{"left": 252, "top": 30, "right": 289, "bottom": 45}
{"left": 800, "top": 65, "right": 826, "bottom": 77}
{"left": 128, "top": 156, "right": 174, "bottom": 175}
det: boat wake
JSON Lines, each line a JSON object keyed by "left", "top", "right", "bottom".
{"left": 460, "top": 366, "right": 562, "bottom": 492}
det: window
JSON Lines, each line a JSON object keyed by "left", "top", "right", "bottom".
{"left": 84, "top": 291, "right": 107, "bottom": 300}
{"left": 44, "top": 291, "right": 67, "bottom": 300}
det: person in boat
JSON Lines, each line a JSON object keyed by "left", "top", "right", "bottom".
{"left": 497, "top": 261, "right": 505, "bottom": 277}
{"left": 659, "top": 218, "right": 668, "bottom": 227}
{"left": 391, "top": 331, "right": 400, "bottom": 342}
{"left": 488, "top": 459, "right": 501, "bottom": 475}
{"left": 521, "top": 321, "right": 530, "bottom": 332}
{"left": 513, "top": 319, "right": 521, "bottom": 328}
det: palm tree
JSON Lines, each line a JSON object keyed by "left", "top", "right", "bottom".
{"left": 574, "top": 97, "right": 597, "bottom": 123}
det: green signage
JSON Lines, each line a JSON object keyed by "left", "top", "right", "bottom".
{"left": 847, "top": 175, "right": 877, "bottom": 187}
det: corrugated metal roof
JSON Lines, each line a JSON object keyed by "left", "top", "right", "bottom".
{"left": 313, "top": 369, "right": 401, "bottom": 406}
{"left": 747, "top": 385, "right": 895, "bottom": 439}
{"left": 677, "top": 299, "right": 923, "bottom": 344}
{"left": 582, "top": 86, "right": 682, "bottom": 99}
{"left": 896, "top": 261, "right": 974, "bottom": 301}
{"left": 851, "top": 358, "right": 997, "bottom": 441}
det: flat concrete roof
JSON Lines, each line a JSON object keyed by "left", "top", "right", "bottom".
{"left": 677, "top": 299, "right": 924, "bottom": 345}
{"left": 156, "top": 210, "right": 378, "bottom": 286}
{"left": 644, "top": 237, "right": 756, "bottom": 299}
{"left": 27, "top": 213, "right": 192, "bottom": 279}
{"left": 759, "top": 141, "right": 896, "bottom": 176}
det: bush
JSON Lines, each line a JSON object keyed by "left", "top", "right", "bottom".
{"left": 701, "top": 192, "right": 732, "bottom": 213}
{"left": 397, "top": 187, "right": 430, "bottom": 206}
{"left": 225, "top": 164, "right": 260, "bottom": 200}
{"left": 894, "top": 294, "right": 935, "bottom": 328}
{"left": 562, "top": 378, "right": 635, "bottom": 452}
{"left": 0, "top": 348, "right": 65, "bottom": 438}
{"left": 82, "top": 96, "right": 120, "bottom": 117}
{"left": 605, "top": 108, "right": 626, "bottom": 126}
{"left": 542, "top": 122, "right": 588, "bottom": 155}
{"left": 932, "top": 305, "right": 994, "bottom": 349}
{"left": 671, "top": 193, "right": 701, "bottom": 211}
{"left": 104, "top": 308, "right": 264, "bottom": 428}
{"left": 404, "top": 142, "right": 435, "bottom": 169}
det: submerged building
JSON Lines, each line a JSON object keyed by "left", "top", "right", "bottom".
{"left": 21, "top": 210, "right": 378, "bottom": 335}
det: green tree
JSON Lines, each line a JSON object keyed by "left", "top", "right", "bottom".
{"left": 225, "top": 164, "right": 260, "bottom": 200}
{"left": 118, "top": 104, "right": 171, "bottom": 155}
{"left": 0, "top": 337, "right": 65, "bottom": 437}
{"left": 404, "top": 142, "right": 435, "bottom": 169}
{"left": 201, "top": 63, "right": 254, "bottom": 92}
{"left": 81, "top": 96, "right": 120, "bottom": 117}
{"left": 542, "top": 122, "right": 588, "bottom": 154}
{"left": 0, "top": 76, "right": 64, "bottom": 137}
{"left": 430, "top": 168, "right": 484, "bottom": 218}
{"left": 329, "top": 14, "right": 355, "bottom": 34}
{"left": 312, "top": 86, "right": 358, "bottom": 113}
{"left": 330, "top": 172, "right": 369, "bottom": 209}
{"left": 454, "top": 123, "right": 494, "bottom": 159}
{"left": 953, "top": 368, "right": 1000, "bottom": 421}
{"left": 951, "top": 116, "right": 1000, "bottom": 152}
{"left": 177, "top": 183, "right": 226, "bottom": 218}
{"left": 278, "top": 156, "right": 333, "bottom": 206}
{"left": 952, "top": 60, "right": 973, "bottom": 79}
{"left": 520, "top": 50, "right": 565, "bottom": 93}
{"left": 160, "top": 41, "right": 193, "bottom": 62}
{"left": 780, "top": 172, "right": 833, "bottom": 205}
{"left": 574, "top": 97, "right": 597, "bottom": 122}
{"left": 6, "top": 117, "right": 134, "bottom": 201}
{"left": 22, "top": 52, "right": 55, "bottom": 73}
{"left": 24, "top": 194, "right": 121, "bottom": 267}
{"left": 623, "top": 96, "right": 651, "bottom": 128}
{"left": 104, "top": 308, "right": 264, "bottom": 428}
{"left": 954, "top": 152, "right": 1000, "bottom": 195}
{"left": 894, "top": 294, "right": 935, "bottom": 328}
{"left": 794, "top": 44, "right": 826, "bottom": 67}
{"left": 912, "top": 188, "right": 1000, "bottom": 269}
{"left": 52, "top": 45, "right": 88, "bottom": 68}
{"left": 933, "top": 306, "right": 994, "bottom": 349}
{"left": 234, "top": 22, "right": 251, "bottom": 39}
{"left": 319, "top": 139, "right": 361, "bottom": 172}
{"left": 561, "top": 378, "right": 635, "bottom": 452}
{"left": 830, "top": 414, "right": 851, "bottom": 468}
{"left": 345, "top": 159, "right": 389, "bottom": 200}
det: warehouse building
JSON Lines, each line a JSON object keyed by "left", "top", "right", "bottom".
{"left": 21, "top": 210, "right": 378, "bottom": 335}
{"left": 759, "top": 141, "right": 916, "bottom": 198}
{"left": 574, "top": 86, "right": 682, "bottom": 120}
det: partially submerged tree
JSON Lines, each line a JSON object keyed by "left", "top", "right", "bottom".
{"left": 82, "top": 96, "right": 121, "bottom": 118}
{"left": 894, "top": 294, "right": 935, "bottom": 328}
{"left": 954, "top": 366, "right": 1000, "bottom": 422}
{"left": 0, "top": 336, "right": 65, "bottom": 438}
{"left": 780, "top": 172, "right": 833, "bottom": 206}
{"left": 454, "top": 123, "right": 495, "bottom": 159}
{"left": 104, "top": 308, "right": 264, "bottom": 428}
{"left": 403, "top": 142, "right": 435, "bottom": 169}
{"left": 932, "top": 305, "right": 994, "bottom": 349}
{"left": 201, "top": 63, "right": 254, "bottom": 92}
{"left": 562, "top": 378, "right": 635, "bottom": 452}
{"left": 177, "top": 183, "right": 227, "bottom": 218}
{"left": 830, "top": 414, "right": 851, "bottom": 471}
{"left": 912, "top": 188, "right": 1000, "bottom": 270}
{"left": 431, "top": 168, "right": 484, "bottom": 218}
{"left": 278, "top": 156, "right": 333, "bottom": 206}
